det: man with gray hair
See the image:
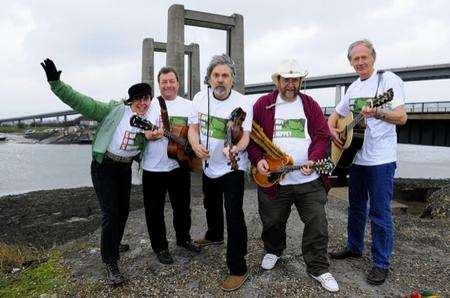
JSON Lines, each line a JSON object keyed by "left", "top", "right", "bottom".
{"left": 328, "top": 39, "right": 407, "bottom": 285}
{"left": 188, "top": 54, "right": 253, "bottom": 291}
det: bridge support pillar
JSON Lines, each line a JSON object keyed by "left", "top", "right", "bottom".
{"left": 335, "top": 85, "right": 342, "bottom": 105}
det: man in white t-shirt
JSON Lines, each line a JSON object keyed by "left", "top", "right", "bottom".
{"left": 328, "top": 39, "right": 407, "bottom": 286}
{"left": 247, "top": 59, "right": 339, "bottom": 293}
{"left": 141, "top": 67, "right": 201, "bottom": 265}
{"left": 188, "top": 54, "right": 252, "bottom": 292}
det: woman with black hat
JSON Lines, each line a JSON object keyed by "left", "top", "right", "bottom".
{"left": 41, "top": 58, "right": 151, "bottom": 286}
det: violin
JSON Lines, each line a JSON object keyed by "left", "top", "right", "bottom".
{"left": 225, "top": 107, "right": 246, "bottom": 170}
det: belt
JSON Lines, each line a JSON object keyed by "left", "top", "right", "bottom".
{"left": 104, "top": 151, "right": 135, "bottom": 163}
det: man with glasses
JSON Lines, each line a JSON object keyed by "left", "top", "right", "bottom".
{"left": 247, "top": 59, "right": 339, "bottom": 293}
{"left": 41, "top": 58, "right": 151, "bottom": 286}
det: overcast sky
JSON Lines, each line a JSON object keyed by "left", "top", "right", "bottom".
{"left": 1, "top": 0, "right": 449, "bottom": 119}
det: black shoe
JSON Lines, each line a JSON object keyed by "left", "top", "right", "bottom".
{"left": 177, "top": 240, "right": 201, "bottom": 253}
{"left": 105, "top": 262, "right": 126, "bottom": 286}
{"left": 156, "top": 249, "right": 174, "bottom": 264}
{"left": 329, "top": 248, "right": 362, "bottom": 259}
{"left": 119, "top": 243, "right": 130, "bottom": 253}
{"left": 367, "top": 266, "right": 389, "bottom": 285}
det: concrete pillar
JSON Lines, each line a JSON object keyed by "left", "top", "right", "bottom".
{"left": 227, "top": 14, "right": 245, "bottom": 94}
{"left": 189, "top": 43, "right": 200, "bottom": 99}
{"left": 335, "top": 85, "right": 342, "bottom": 105}
{"left": 167, "top": 4, "right": 186, "bottom": 97}
{"left": 64, "top": 115, "right": 67, "bottom": 122}
{"left": 142, "top": 38, "right": 155, "bottom": 92}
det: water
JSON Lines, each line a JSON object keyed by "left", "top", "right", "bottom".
{"left": 1, "top": 143, "right": 449, "bottom": 197}
{"left": 0, "top": 143, "right": 142, "bottom": 197}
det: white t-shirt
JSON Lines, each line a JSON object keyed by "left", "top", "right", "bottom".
{"left": 107, "top": 106, "right": 145, "bottom": 157}
{"left": 142, "top": 96, "right": 197, "bottom": 172}
{"left": 335, "top": 70, "right": 405, "bottom": 165}
{"left": 273, "top": 95, "right": 319, "bottom": 185}
{"left": 191, "top": 89, "right": 253, "bottom": 178}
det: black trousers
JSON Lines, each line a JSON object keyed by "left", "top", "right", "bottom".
{"left": 142, "top": 167, "right": 192, "bottom": 253}
{"left": 258, "top": 178, "right": 329, "bottom": 276}
{"left": 202, "top": 170, "right": 248, "bottom": 276}
{"left": 91, "top": 158, "right": 131, "bottom": 264}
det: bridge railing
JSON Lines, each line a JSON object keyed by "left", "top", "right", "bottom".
{"left": 321, "top": 101, "right": 450, "bottom": 116}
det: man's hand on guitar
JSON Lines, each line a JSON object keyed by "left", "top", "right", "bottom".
{"left": 257, "top": 159, "right": 270, "bottom": 176}
{"left": 361, "top": 106, "right": 377, "bottom": 119}
{"left": 329, "top": 126, "right": 343, "bottom": 149}
{"left": 144, "top": 128, "right": 164, "bottom": 140}
{"left": 192, "top": 143, "right": 210, "bottom": 159}
{"left": 300, "top": 160, "right": 313, "bottom": 176}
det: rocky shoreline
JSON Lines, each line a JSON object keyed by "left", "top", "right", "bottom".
{"left": 1, "top": 176, "right": 449, "bottom": 296}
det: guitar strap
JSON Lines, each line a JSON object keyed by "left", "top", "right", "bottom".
{"left": 374, "top": 70, "right": 385, "bottom": 99}
{"left": 157, "top": 96, "right": 170, "bottom": 131}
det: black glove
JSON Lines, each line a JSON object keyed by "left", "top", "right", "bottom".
{"left": 40, "top": 58, "right": 62, "bottom": 81}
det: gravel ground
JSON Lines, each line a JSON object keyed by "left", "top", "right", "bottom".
{"left": 1, "top": 175, "right": 448, "bottom": 297}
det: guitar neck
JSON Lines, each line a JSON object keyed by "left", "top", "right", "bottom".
{"left": 272, "top": 163, "right": 319, "bottom": 174}
{"left": 348, "top": 113, "right": 364, "bottom": 130}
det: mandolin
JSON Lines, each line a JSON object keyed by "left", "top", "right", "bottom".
{"left": 252, "top": 156, "right": 335, "bottom": 188}
{"left": 225, "top": 107, "right": 246, "bottom": 171}
{"left": 330, "top": 88, "right": 394, "bottom": 170}
{"left": 130, "top": 115, "right": 202, "bottom": 172}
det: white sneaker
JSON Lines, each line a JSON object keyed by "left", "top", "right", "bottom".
{"left": 261, "top": 253, "right": 279, "bottom": 270}
{"left": 310, "top": 272, "right": 339, "bottom": 292}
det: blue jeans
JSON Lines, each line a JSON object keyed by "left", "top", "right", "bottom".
{"left": 347, "top": 162, "right": 396, "bottom": 269}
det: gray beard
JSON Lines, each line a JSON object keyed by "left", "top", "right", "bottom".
{"left": 213, "top": 86, "right": 228, "bottom": 99}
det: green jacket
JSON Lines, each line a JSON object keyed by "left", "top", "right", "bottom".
{"left": 50, "top": 80, "right": 145, "bottom": 163}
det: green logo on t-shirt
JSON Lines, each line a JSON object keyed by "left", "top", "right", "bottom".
{"left": 274, "top": 118, "right": 306, "bottom": 138}
{"left": 350, "top": 97, "right": 371, "bottom": 113}
{"left": 199, "top": 113, "right": 227, "bottom": 139}
{"left": 169, "top": 116, "right": 188, "bottom": 128}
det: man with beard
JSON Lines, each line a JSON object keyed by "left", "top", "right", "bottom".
{"left": 41, "top": 58, "right": 151, "bottom": 286}
{"left": 247, "top": 59, "right": 339, "bottom": 292}
{"left": 141, "top": 67, "right": 201, "bottom": 265}
{"left": 188, "top": 54, "right": 253, "bottom": 291}
{"left": 328, "top": 39, "right": 407, "bottom": 285}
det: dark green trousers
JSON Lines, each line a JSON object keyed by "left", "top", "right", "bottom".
{"left": 258, "top": 178, "right": 329, "bottom": 276}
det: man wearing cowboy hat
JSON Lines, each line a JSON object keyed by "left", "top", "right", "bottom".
{"left": 41, "top": 58, "right": 152, "bottom": 286}
{"left": 247, "top": 59, "right": 339, "bottom": 292}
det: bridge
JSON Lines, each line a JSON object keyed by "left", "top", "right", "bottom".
{"left": 1, "top": 4, "right": 449, "bottom": 147}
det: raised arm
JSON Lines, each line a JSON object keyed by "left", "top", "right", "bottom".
{"left": 41, "top": 58, "right": 111, "bottom": 122}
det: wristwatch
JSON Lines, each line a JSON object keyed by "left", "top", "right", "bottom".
{"left": 375, "top": 108, "right": 386, "bottom": 120}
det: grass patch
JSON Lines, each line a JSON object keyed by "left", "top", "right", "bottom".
{"left": 0, "top": 244, "right": 73, "bottom": 297}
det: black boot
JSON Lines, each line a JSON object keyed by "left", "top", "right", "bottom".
{"left": 367, "top": 266, "right": 389, "bottom": 285}
{"left": 177, "top": 240, "right": 201, "bottom": 253}
{"left": 105, "top": 262, "right": 126, "bottom": 286}
{"left": 156, "top": 250, "right": 174, "bottom": 264}
{"left": 329, "top": 248, "right": 362, "bottom": 259}
{"left": 119, "top": 243, "right": 130, "bottom": 253}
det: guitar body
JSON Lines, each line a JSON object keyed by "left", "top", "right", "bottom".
{"left": 252, "top": 156, "right": 292, "bottom": 188}
{"left": 167, "top": 125, "right": 202, "bottom": 172}
{"left": 331, "top": 112, "right": 365, "bottom": 170}
{"left": 329, "top": 88, "right": 394, "bottom": 174}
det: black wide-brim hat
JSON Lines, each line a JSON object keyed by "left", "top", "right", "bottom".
{"left": 126, "top": 83, "right": 152, "bottom": 103}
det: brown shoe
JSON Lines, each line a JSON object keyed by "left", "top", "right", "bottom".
{"left": 220, "top": 272, "right": 249, "bottom": 292}
{"left": 194, "top": 238, "right": 224, "bottom": 247}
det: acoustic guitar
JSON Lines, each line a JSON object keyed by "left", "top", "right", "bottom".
{"left": 130, "top": 115, "right": 202, "bottom": 172}
{"left": 330, "top": 88, "right": 394, "bottom": 170}
{"left": 252, "top": 156, "right": 335, "bottom": 188}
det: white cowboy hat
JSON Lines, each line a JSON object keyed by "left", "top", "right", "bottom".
{"left": 271, "top": 59, "right": 308, "bottom": 84}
